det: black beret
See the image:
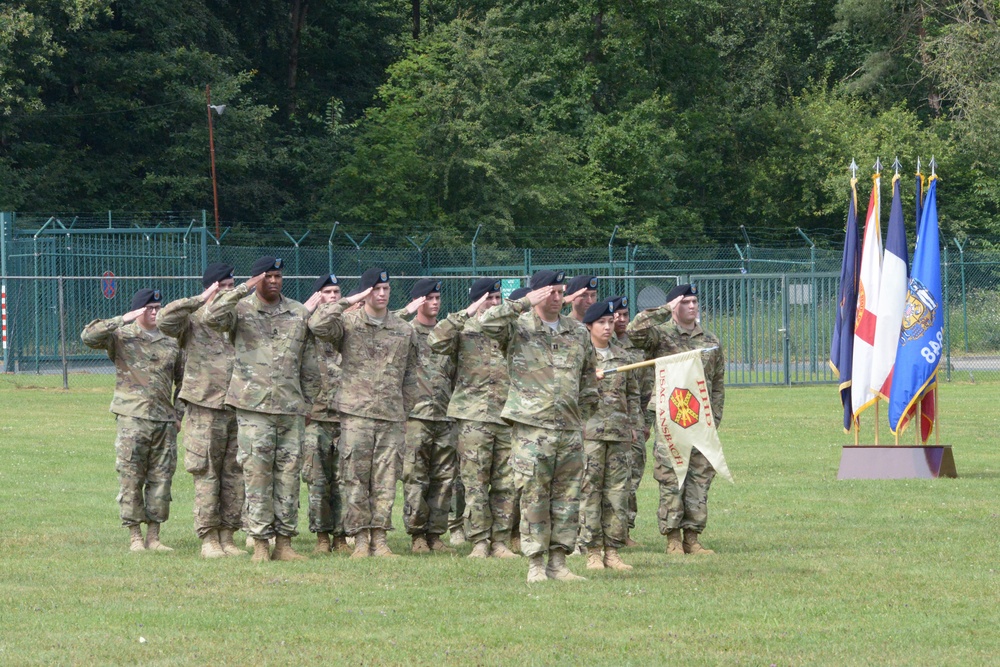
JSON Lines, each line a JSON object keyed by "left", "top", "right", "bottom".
{"left": 583, "top": 300, "right": 616, "bottom": 324}
{"left": 360, "top": 267, "right": 389, "bottom": 291}
{"left": 528, "top": 270, "right": 565, "bottom": 290}
{"left": 469, "top": 277, "right": 502, "bottom": 303}
{"left": 130, "top": 288, "right": 162, "bottom": 310}
{"left": 508, "top": 287, "right": 531, "bottom": 301}
{"left": 202, "top": 263, "right": 235, "bottom": 288}
{"left": 250, "top": 256, "right": 283, "bottom": 277}
{"left": 312, "top": 274, "right": 340, "bottom": 294}
{"left": 410, "top": 278, "right": 442, "bottom": 299}
{"left": 565, "top": 275, "right": 598, "bottom": 296}
{"left": 609, "top": 295, "right": 629, "bottom": 312}
{"left": 666, "top": 283, "right": 698, "bottom": 303}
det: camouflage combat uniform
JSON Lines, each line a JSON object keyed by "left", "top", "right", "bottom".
{"left": 428, "top": 310, "right": 514, "bottom": 545}
{"left": 81, "top": 317, "right": 183, "bottom": 527}
{"left": 617, "top": 331, "right": 652, "bottom": 530}
{"left": 626, "top": 308, "right": 725, "bottom": 534}
{"left": 205, "top": 284, "right": 310, "bottom": 540}
{"left": 157, "top": 294, "right": 242, "bottom": 539}
{"left": 308, "top": 301, "right": 419, "bottom": 535}
{"left": 300, "top": 333, "right": 345, "bottom": 537}
{"left": 580, "top": 340, "right": 641, "bottom": 549}
{"left": 480, "top": 298, "right": 599, "bottom": 558}
{"left": 400, "top": 318, "right": 457, "bottom": 539}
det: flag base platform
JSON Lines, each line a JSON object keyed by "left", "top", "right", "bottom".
{"left": 837, "top": 446, "right": 957, "bottom": 480}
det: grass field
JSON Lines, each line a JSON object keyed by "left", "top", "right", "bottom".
{"left": 1, "top": 374, "right": 998, "bottom": 666}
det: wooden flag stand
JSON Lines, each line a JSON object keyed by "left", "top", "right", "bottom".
{"left": 837, "top": 388, "right": 957, "bottom": 480}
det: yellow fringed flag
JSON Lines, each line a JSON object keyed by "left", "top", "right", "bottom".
{"left": 654, "top": 349, "right": 734, "bottom": 487}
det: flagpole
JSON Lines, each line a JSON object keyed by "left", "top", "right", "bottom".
{"left": 934, "top": 385, "right": 940, "bottom": 446}
{"left": 874, "top": 400, "right": 880, "bottom": 446}
{"left": 600, "top": 347, "right": 719, "bottom": 375}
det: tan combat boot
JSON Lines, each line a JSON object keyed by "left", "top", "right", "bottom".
{"left": 219, "top": 528, "right": 245, "bottom": 556}
{"left": 666, "top": 529, "right": 684, "bottom": 555}
{"left": 546, "top": 549, "right": 586, "bottom": 582}
{"left": 351, "top": 530, "right": 371, "bottom": 558}
{"left": 145, "top": 523, "right": 173, "bottom": 552}
{"left": 411, "top": 534, "right": 431, "bottom": 554}
{"left": 271, "top": 535, "right": 308, "bottom": 561}
{"left": 586, "top": 549, "right": 605, "bottom": 570}
{"left": 526, "top": 555, "right": 547, "bottom": 584}
{"left": 200, "top": 529, "right": 226, "bottom": 559}
{"left": 251, "top": 538, "right": 271, "bottom": 563}
{"left": 128, "top": 525, "right": 145, "bottom": 552}
{"left": 468, "top": 539, "right": 490, "bottom": 558}
{"left": 625, "top": 532, "right": 640, "bottom": 547}
{"left": 683, "top": 530, "right": 714, "bottom": 555}
{"left": 332, "top": 535, "right": 351, "bottom": 554}
{"left": 370, "top": 528, "right": 398, "bottom": 557}
{"left": 490, "top": 542, "right": 520, "bottom": 559}
{"left": 427, "top": 534, "right": 455, "bottom": 554}
{"left": 314, "top": 532, "right": 332, "bottom": 554}
{"left": 449, "top": 526, "right": 467, "bottom": 546}
{"left": 510, "top": 535, "right": 521, "bottom": 553}
{"left": 246, "top": 535, "right": 255, "bottom": 550}
{"left": 603, "top": 548, "right": 633, "bottom": 571}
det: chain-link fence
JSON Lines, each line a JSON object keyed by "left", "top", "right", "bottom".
{"left": 3, "top": 212, "right": 999, "bottom": 386}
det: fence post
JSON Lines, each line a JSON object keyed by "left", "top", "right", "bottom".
{"left": 796, "top": 228, "right": 818, "bottom": 373}
{"left": 943, "top": 245, "right": 951, "bottom": 382}
{"left": 781, "top": 274, "right": 791, "bottom": 385}
{"left": 0, "top": 212, "right": 9, "bottom": 372}
{"left": 954, "top": 238, "right": 968, "bottom": 352}
{"left": 327, "top": 221, "right": 340, "bottom": 274}
{"left": 471, "top": 224, "right": 482, "bottom": 275}
{"left": 58, "top": 276, "right": 68, "bottom": 390}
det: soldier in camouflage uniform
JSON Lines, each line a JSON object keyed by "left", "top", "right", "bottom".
{"left": 611, "top": 295, "right": 652, "bottom": 547}
{"left": 82, "top": 288, "right": 183, "bottom": 553}
{"left": 299, "top": 274, "right": 349, "bottom": 555}
{"left": 428, "top": 277, "right": 520, "bottom": 559}
{"left": 394, "top": 279, "right": 459, "bottom": 554}
{"left": 579, "top": 300, "right": 641, "bottom": 571}
{"left": 308, "top": 267, "right": 419, "bottom": 558}
{"left": 626, "top": 284, "right": 725, "bottom": 556}
{"left": 563, "top": 275, "right": 599, "bottom": 324}
{"left": 480, "top": 270, "right": 600, "bottom": 583}
{"left": 206, "top": 256, "right": 326, "bottom": 563}
{"left": 157, "top": 263, "right": 244, "bottom": 558}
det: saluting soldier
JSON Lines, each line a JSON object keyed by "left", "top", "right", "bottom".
{"left": 428, "top": 277, "right": 519, "bottom": 559}
{"left": 82, "top": 287, "right": 183, "bottom": 553}
{"left": 611, "top": 294, "right": 652, "bottom": 547}
{"left": 300, "top": 274, "right": 349, "bottom": 554}
{"left": 394, "top": 278, "right": 459, "bottom": 554}
{"left": 579, "top": 300, "right": 641, "bottom": 571}
{"left": 563, "top": 275, "right": 599, "bottom": 323}
{"left": 480, "top": 270, "right": 600, "bottom": 583}
{"left": 308, "top": 267, "right": 419, "bottom": 558}
{"left": 205, "top": 256, "right": 325, "bottom": 563}
{"left": 626, "top": 284, "right": 725, "bottom": 556}
{"left": 157, "top": 263, "right": 244, "bottom": 558}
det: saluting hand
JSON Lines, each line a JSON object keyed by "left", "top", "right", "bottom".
{"left": 303, "top": 291, "right": 324, "bottom": 313}
{"left": 667, "top": 294, "right": 683, "bottom": 312}
{"left": 465, "top": 291, "right": 490, "bottom": 317}
{"left": 345, "top": 287, "right": 372, "bottom": 307}
{"left": 122, "top": 306, "right": 147, "bottom": 323}
{"left": 200, "top": 281, "right": 220, "bottom": 303}
{"left": 245, "top": 273, "right": 266, "bottom": 292}
{"left": 526, "top": 285, "right": 553, "bottom": 306}
{"left": 404, "top": 295, "right": 426, "bottom": 315}
{"left": 562, "top": 290, "right": 585, "bottom": 304}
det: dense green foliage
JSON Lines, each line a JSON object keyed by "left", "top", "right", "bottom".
{"left": 2, "top": 1, "right": 999, "bottom": 247}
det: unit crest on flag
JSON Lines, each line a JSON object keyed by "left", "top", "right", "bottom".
{"left": 900, "top": 278, "right": 937, "bottom": 344}
{"left": 669, "top": 388, "right": 700, "bottom": 428}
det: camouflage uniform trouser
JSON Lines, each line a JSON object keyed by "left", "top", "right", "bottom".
{"left": 653, "top": 443, "right": 716, "bottom": 533}
{"left": 628, "top": 425, "right": 650, "bottom": 529}
{"left": 235, "top": 410, "right": 304, "bottom": 540}
{"left": 457, "top": 419, "right": 515, "bottom": 544}
{"left": 340, "top": 414, "right": 403, "bottom": 535}
{"left": 302, "top": 420, "right": 344, "bottom": 536}
{"left": 115, "top": 415, "right": 177, "bottom": 526}
{"left": 449, "top": 477, "right": 465, "bottom": 533}
{"left": 183, "top": 403, "right": 242, "bottom": 538}
{"left": 402, "top": 419, "right": 456, "bottom": 536}
{"left": 579, "top": 438, "right": 631, "bottom": 549}
{"left": 510, "top": 423, "right": 583, "bottom": 558}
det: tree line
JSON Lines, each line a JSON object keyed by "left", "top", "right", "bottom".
{"left": 2, "top": 0, "right": 998, "bottom": 248}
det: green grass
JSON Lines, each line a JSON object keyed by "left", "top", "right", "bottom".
{"left": 1, "top": 374, "right": 999, "bottom": 666}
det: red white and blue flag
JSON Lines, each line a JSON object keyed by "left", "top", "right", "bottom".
{"left": 871, "top": 175, "right": 909, "bottom": 399}
{"left": 851, "top": 173, "right": 882, "bottom": 423}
